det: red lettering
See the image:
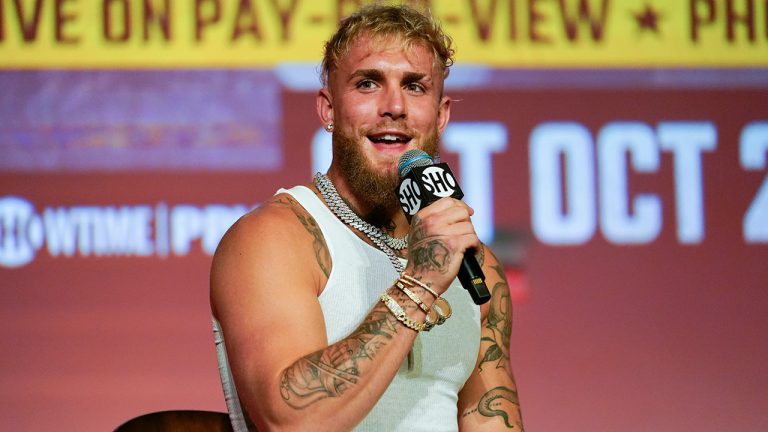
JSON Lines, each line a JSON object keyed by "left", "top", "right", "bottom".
{"left": 402, "top": 0, "right": 431, "bottom": 10}
{"left": 470, "top": 0, "right": 499, "bottom": 41}
{"left": 195, "top": 0, "right": 221, "bottom": 41}
{"left": 55, "top": 0, "right": 79, "bottom": 44}
{"left": 509, "top": 0, "right": 518, "bottom": 41}
{"left": 690, "top": 0, "right": 716, "bottom": 42}
{"left": 0, "top": 0, "right": 5, "bottom": 41}
{"left": 267, "top": 0, "right": 299, "bottom": 42}
{"left": 13, "top": 0, "right": 44, "bottom": 42}
{"left": 559, "top": 0, "right": 610, "bottom": 41}
{"left": 103, "top": 0, "right": 131, "bottom": 42}
{"left": 231, "top": 0, "right": 262, "bottom": 41}
{"left": 529, "top": 0, "right": 552, "bottom": 43}
{"left": 726, "top": 0, "right": 756, "bottom": 42}
{"left": 143, "top": 0, "right": 171, "bottom": 41}
{"left": 336, "top": 0, "right": 363, "bottom": 23}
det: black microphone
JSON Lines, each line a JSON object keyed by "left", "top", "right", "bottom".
{"left": 396, "top": 149, "right": 491, "bottom": 305}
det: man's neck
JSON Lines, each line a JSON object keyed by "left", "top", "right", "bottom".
{"left": 324, "top": 170, "right": 410, "bottom": 239}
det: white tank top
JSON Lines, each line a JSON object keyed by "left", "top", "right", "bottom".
{"left": 214, "top": 185, "right": 481, "bottom": 431}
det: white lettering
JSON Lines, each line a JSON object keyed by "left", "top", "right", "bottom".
{"left": 93, "top": 206, "right": 153, "bottom": 256}
{"left": 0, "top": 197, "right": 41, "bottom": 268}
{"left": 172, "top": 204, "right": 246, "bottom": 256}
{"left": 740, "top": 121, "right": 768, "bottom": 243}
{"left": 443, "top": 122, "right": 507, "bottom": 244}
{"left": 598, "top": 122, "right": 662, "bottom": 244}
{"left": 530, "top": 122, "right": 596, "bottom": 245}
{"left": 658, "top": 122, "right": 717, "bottom": 244}
{"left": 0, "top": 198, "right": 248, "bottom": 267}
{"left": 43, "top": 207, "right": 79, "bottom": 257}
{"left": 171, "top": 205, "right": 203, "bottom": 255}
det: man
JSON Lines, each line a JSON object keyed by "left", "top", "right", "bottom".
{"left": 211, "top": 4, "right": 523, "bottom": 431}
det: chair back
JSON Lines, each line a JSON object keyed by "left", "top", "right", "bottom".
{"left": 114, "top": 410, "right": 233, "bottom": 432}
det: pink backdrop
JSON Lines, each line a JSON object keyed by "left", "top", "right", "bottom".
{"left": 1, "top": 70, "right": 767, "bottom": 430}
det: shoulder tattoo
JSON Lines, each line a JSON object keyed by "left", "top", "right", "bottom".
{"left": 273, "top": 196, "right": 331, "bottom": 278}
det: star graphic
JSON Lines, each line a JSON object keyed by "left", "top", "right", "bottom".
{"left": 633, "top": 4, "right": 662, "bottom": 34}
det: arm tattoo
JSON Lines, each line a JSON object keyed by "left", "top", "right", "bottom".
{"left": 475, "top": 244, "right": 485, "bottom": 266}
{"left": 279, "top": 307, "right": 399, "bottom": 409}
{"left": 274, "top": 196, "right": 331, "bottom": 278}
{"left": 479, "top": 264, "right": 512, "bottom": 371}
{"left": 407, "top": 215, "right": 451, "bottom": 274}
{"left": 473, "top": 386, "right": 522, "bottom": 430}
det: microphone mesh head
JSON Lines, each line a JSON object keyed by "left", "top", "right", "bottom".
{"left": 398, "top": 149, "right": 433, "bottom": 177}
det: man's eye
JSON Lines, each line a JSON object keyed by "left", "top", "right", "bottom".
{"left": 406, "top": 83, "right": 425, "bottom": 93}
{"left": 357, "top": 80, "right": 377, "bottom": 90}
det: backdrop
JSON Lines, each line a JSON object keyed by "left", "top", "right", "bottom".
{"left": 1, "top": 1, "right": 767, "bottom": 430}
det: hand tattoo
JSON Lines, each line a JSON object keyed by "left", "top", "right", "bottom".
{"left": 408, "top": 215, "right": 451, "bottom": 274}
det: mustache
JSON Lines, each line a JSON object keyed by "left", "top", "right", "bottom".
{"left": 362, "top": 122, "right": 418, "bottom": 137}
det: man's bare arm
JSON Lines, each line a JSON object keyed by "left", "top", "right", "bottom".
{"left": 212, "top": 195, "right": 476, "bottom": 431}
{"left": 458, "top": 248, "right": 524, "bottom": 431}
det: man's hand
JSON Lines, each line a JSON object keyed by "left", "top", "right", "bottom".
{"left": 404, "top": 197, "right": 481, "bottom": 296}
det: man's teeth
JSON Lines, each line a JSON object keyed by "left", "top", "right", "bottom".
{"left": 374, "top": 134, "right": 405, "bottom": 143}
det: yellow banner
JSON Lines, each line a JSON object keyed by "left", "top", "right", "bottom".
{"left": 1, "top": 0, "right": 766, "bottom": 68}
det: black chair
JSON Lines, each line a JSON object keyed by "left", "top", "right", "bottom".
{"left": 114, "top": 410, "right": 233, "bottom": 432}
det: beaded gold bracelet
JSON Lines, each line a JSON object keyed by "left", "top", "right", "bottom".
{"left": 380, "top": 293, "right": 425, "bottom": 332}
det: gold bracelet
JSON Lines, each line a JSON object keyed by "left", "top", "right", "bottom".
{"left": 400, "top": 273, "right": 439, "bottom": 299}
{"left": 423, "top": 307, "right": 438, "bottom": 331}
{"left": 395, "top": 282, "right": 435, "bottom": 331}
{"left": 400, "top": 272, "right": 452, "bottom": 326}
{"left": 396, "top": 281, "right": 430, "bottom": 313}
{"left": 380, "top": 294, "right": 425, "bottom": 332}
{"left": 432, "top": 297, "right": 452, "bottom": 325}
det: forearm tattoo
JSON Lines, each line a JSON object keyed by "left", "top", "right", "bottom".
{"left": 476, "top": 386, "right": 523, "bottom": 430}
{"left": 475, "top": 244, "right": 485, "bottom": 266}
{"left": 407, "top": 215, "right": 451, "bottom": 274}
{"left": 478, "top": 264, "right": 512, "bottom": 371}
{"left": 274, "top": 196, "right": 331, "bottom": 278}
{"left": 279, "top": 307, "right": 399, "bottom": 409}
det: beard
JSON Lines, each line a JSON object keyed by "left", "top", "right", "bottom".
{"left": 333, "top": 127, "right": 439, "bottom": 222}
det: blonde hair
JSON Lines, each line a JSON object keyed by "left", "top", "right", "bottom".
{"left": 320, "top": 3, "right": 455, "bottom": 87}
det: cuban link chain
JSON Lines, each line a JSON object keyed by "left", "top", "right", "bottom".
{"left": 313, "top": 172, "right": 407, "bottom": 274}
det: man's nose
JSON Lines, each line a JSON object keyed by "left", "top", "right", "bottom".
{"left": 379, "top": 86, "right": 406, "bottom": 120}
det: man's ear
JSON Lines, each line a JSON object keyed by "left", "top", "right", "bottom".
{"left": 437, "top": 95, "right": 451, "bottom": 135}
{"left": 317, "top": 88, "right": 334, "bottom": 127}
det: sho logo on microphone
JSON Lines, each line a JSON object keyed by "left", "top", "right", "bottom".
{"left": 398, "top": 178, "right": 422, "bottom": 216}
{"left": 398, "top": 164, "right": 463, "bottom": 218}
{"left": 420, "top": 166, "right": 458, "bottom": 197}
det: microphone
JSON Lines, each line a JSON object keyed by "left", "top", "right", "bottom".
{"left": 396, "top": 149, "right": 491, "bottom": 305}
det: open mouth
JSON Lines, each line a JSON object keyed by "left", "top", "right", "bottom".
{"left": 367, "top": 132, "right": 412, "bottom": 146}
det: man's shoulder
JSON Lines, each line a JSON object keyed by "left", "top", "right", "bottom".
{"left": 226, "top": 190, "right": 315, "bottom": 243}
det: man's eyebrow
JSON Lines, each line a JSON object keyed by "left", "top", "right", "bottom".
{"left": 402, "top": 72, "right": 429, "bottom": 84}
{"left": 350, "top": 69, "right": 385, "bottom": 81}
